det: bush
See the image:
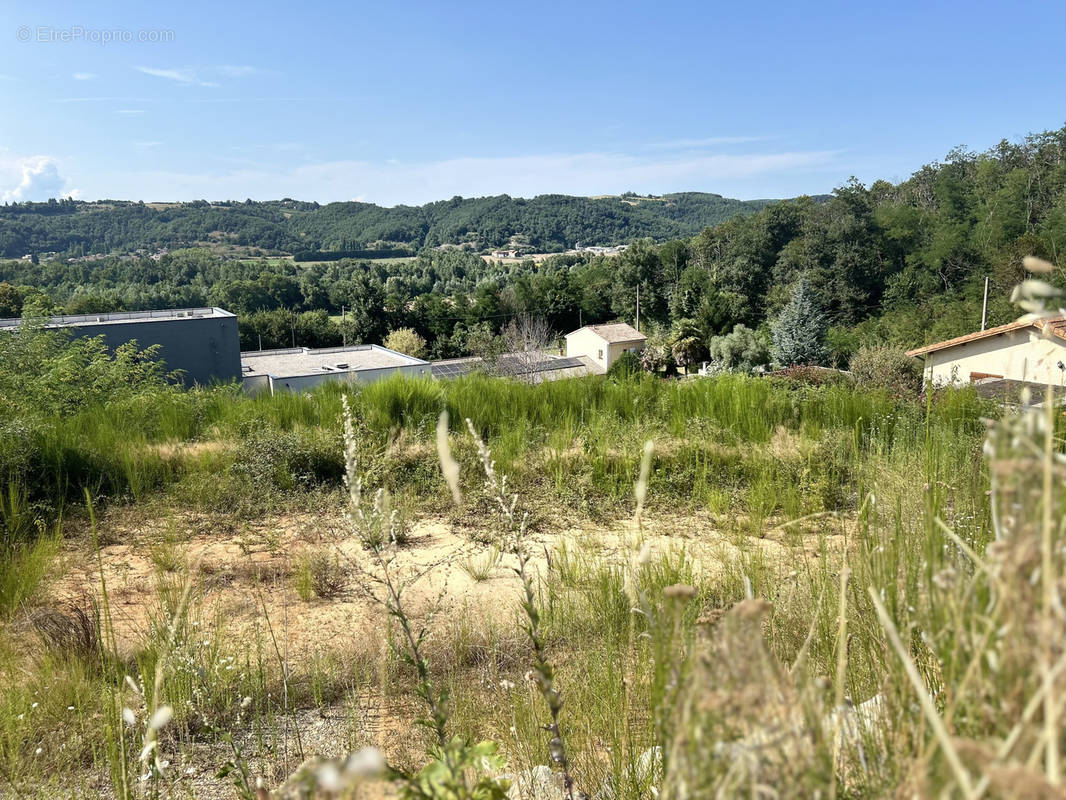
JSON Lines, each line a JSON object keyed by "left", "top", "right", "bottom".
{"left": 707, "top": 324, "right": 769, "bottom": 372}
{"left": 606, "top": 350, "right": 642, "bottom": 379}
{"left": 231, "top": 427, "right": 343, "bottom": 491}
{"left": 295, "top": 549, "right": 348, "bottom": 600}
{"left": 849, "top": 345, "right": 922, "bottom": 396}
{"left": 384, "top": 327, "right": 429, "bottom": 359}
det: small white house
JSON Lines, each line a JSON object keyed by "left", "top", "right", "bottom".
{"left": 564, "top": 322, "right": 646, "bottom": 373}
{"left": 907, "top": 315, "right": 1066, "bottom": 387}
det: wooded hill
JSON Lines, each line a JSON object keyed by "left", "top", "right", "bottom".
{"left": 0, "top": 192, "right": 776, "bottom": 258}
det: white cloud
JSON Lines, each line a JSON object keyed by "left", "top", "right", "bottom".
{"left": 1, "top": 156, "right": 79, "bottom": 202}
{"left": 88, "top": 147, "right": 842, "bottom": 205}
{"left": 644, "top": 136, "right": 776, "bottom": 150}
{"left": 133, "top": 64, "right": 267, "bottom": 88}
{"left": 72, "top": 72, "right": 98, "bottom": 81}
{"left": 135, "top": 66, "right": 219, "bottom": 88}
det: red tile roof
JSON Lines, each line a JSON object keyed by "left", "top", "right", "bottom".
{"left": 907, "top": 315, "right": 1066, "bottom": 357}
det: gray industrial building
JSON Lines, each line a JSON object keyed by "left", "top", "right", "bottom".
{"left": 241, "top": 344, "right": 431, "bottom": 395}
{"left": 0, "top": 307, "right": 242, "bottom": 386}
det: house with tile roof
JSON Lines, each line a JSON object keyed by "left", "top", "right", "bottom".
{"left": 906, "top": 315, "right": 1066, "bottom": 387}
{"left": 564, "top": 322, "right": 646, "bottom": 373}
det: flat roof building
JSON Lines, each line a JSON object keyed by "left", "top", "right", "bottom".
{"left": 241, "top": 344, "right": 431, "bottom": 395}
{"left": 0, "top": 307, "right": 241, "bottom": 387}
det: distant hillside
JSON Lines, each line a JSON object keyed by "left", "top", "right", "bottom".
{"left": 0, "top": 192, "right": 779, "bottom": 257}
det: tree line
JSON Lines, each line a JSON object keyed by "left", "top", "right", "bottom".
{"left": 0, "top": 193, "right": 771, "bottom": 257}
{"left": 3, "top": 125, "right": 1066, "bottom": 365}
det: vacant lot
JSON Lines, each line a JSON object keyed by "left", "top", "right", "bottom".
{"left": 1, "top": 371, "right": 1060, "bottom": 799}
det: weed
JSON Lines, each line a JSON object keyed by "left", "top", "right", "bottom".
{"left": 295, "top": 549, "right": 349, "bottom": 600}
{"left": 28, "top": 600, "right": 101, "bottom": 666}
{"left": 462, "top": 545, "right": 501, "bottom": 582}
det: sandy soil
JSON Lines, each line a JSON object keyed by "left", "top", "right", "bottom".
{"left": 39, "top": 506, "right": 847, "bottom": 798}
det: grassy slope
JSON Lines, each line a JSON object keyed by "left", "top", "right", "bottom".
{"left": 0, "top": 371, "right": 1025, "bottom": 798}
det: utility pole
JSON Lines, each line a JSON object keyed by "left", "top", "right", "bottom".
{"left": 635, "top": 286, "right": 640, "bottom": 333}
{"left": 258, "top": 333, "right": 262, "bottom": 351}
{"left": 981, "top": 276, "right": 989, "bottom": 331}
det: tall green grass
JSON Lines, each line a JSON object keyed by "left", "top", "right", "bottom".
{"left": 0, "top": 371, "right": 992, "bottom": 539}
{"left": 2, "top": 362, "right": 1050, "bottom": 798}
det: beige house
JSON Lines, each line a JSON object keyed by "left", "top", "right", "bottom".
{"left": 907, "top": 315, "right": 1066, "bottom": 387}
{"left": 564, "top": 322, "right": 646, "bottom": 373}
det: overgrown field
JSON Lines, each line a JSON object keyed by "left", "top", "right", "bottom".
{"left": 1, "top": 363, "right": 1063, "bottom": 799}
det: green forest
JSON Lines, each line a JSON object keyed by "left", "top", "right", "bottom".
{"left": 3, "top": 126, "right": 1066, "bottom": 361}
{"left": 0, "top": 192, "right": 772, "bottom": 257}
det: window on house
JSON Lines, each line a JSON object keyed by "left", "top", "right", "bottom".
{"left": 598, "top": 349, "right": 603, "bottom": 359}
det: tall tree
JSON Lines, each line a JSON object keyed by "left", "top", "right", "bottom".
{"left": 771, "top": 278, "right": 829, "bottom": 366}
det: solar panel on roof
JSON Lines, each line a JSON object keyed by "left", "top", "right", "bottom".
{"left": 431, "top": 361, "right": 477, "bottom": 379}
{"left": 432, "top": 356, "right": 586, "bottom": 380}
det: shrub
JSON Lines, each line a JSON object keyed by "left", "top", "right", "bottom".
{"left": 295, "top": 549, "right": 348, "bottom": 600}
{"left": 707, "top": 324, "right": 770, "bottom": 372}
{"left": 606, "top": 350, "right": 641, "bottom": 379}
{"left": 849, "top": 345, "right": 922, "bottom": 396}
{"left": 640, "top": 342, "right": 674, "bottom": 374}
{"left": 231, "top": 427, "right": 343, "bottom": 491}
{"left": 384, "top": 328, "right": 429, "bottom": 359}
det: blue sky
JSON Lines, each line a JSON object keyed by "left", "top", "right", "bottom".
{"left": 1, "top": 0, "right": 1064, "bottom": 205}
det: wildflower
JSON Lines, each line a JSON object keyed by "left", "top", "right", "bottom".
{"left": 241, "top": 696, "right": 253, "bottom": 709}
{"left": 499, "top": 679, "right": 515, "bottom": 691}
{"left": 122, "top": 707, "right": 137, "bottom": 727}
{"left": 34, "top": 747, "right": 41, "bottom": 756}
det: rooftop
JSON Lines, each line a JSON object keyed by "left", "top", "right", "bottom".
{"left": 0, "top": 307, "right": 235, "bottom": 330}
{"left": 971, "top": 377, "right": 1066, "bottom": 405}
{"left": 567, "top": 322, "right": 647, "bottom": 343}
{"left": 431, "top": 352, "right": 586, "bottom": 378}
{"left": 906, "top": 315, "right": 1066, "bottom": 357}
{"left": 241, "top": 344, "right": 428, "bottom": 379}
